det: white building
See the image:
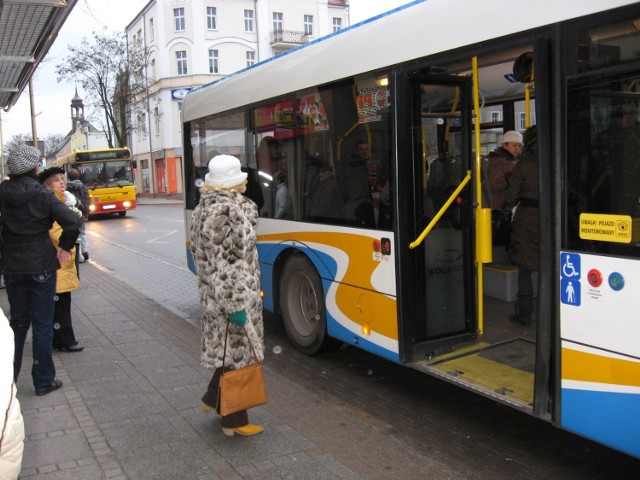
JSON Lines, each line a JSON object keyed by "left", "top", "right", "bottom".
{"left": 125, "top": 0, "right": 350, "bottom": 197}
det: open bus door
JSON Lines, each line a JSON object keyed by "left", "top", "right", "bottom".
{"left": 399, "top": 73, "right": 478, "bottom": 359}
{"left": 397, "top": 44, "right": 552, "bottom": 414}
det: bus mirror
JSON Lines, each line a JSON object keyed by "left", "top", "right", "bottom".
{"left": 512, "top": 52, "right": 533, "bottom": 83}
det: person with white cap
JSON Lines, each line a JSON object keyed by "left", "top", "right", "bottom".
{"left": 484, "top": 130, "right": 523, "bottom": 211}
{"left": 0, "top": 144, "right": 80, "bottom": 396}
{"left": 190, "top": 155, "right": 265, "bottom": 437}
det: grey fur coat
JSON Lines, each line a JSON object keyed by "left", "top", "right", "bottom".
{"left": 190, "top": 188, "right": 264, "bottom": 370}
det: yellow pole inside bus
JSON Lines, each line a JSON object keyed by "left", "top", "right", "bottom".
{"left": 472, "top": 56, "right": 491, "bottom": 335}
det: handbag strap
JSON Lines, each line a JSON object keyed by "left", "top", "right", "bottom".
{"left": 221, "top": 322, "right": 261, "bottom": 371}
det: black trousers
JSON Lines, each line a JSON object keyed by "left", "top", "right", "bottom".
{"left": 53, "top": 292, "right": 78, "bottom": 349}
{"left": 202, "top": 367, "right": 249, "bottom": 428}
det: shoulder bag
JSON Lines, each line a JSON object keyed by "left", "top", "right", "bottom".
{"left": 217, "top": 323, "right": 268, "bottom": 416}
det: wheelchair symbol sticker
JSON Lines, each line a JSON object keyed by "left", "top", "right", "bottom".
{"left": 561, "top": 253, "right": 580, "bottom": 279}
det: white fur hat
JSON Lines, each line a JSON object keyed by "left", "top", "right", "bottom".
{"left": 502, "top": 131, "right": 523, "bottom": 144}
{"left": 204, "top": 155, "right": 247, "bottom": 188}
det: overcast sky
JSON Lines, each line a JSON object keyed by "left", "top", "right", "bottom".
{"left": 1, "top": 0, "right": 414, "bottom": 143}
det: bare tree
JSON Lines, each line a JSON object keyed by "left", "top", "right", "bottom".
{"left": 55, "top": 29, "right": 149, "bottom": 149}
{"left": 43, "top": 133, "right": 66, "bottom": 156}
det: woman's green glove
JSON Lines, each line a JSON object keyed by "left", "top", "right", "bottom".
{"left": 228, "top": 310, "right": 247, "bottom": 327}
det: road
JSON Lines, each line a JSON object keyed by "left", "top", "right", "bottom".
{"left": 83, "top": 203, "right": 640, "bottom": 479}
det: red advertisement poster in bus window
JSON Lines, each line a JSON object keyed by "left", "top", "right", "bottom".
{"left": 255, "top": 94, "right": 329, "bottom": 140}
{"left": 357, "top": 86, "right": 390, "bottom": 123}
{"left": 297, "top": 93, "right": 329, "bottom": 133}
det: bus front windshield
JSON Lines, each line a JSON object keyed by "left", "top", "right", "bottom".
{"left": 76, "top": 161, "right": 134, "bottom": 188}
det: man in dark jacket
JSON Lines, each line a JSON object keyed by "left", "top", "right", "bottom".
{"left": 0, "top": 144, "right": 80, "bottom": 396}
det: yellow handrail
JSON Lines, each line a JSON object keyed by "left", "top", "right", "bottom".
{"left": 472, "top": 55, "right": 490, "bottom": 334}
{"left": 409, "top": 170, "right": 471, "bottom": 249}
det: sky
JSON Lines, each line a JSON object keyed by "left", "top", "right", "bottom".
{"left": 0, "top": 0, "right": 414, "bottom": 145}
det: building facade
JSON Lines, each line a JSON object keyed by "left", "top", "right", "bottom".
{"left": 125, "top": 0, "right": 350, "bottom": 197}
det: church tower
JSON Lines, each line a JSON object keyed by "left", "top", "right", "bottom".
{"left": 70, "top": 87, "right": 84, "bottom": 131}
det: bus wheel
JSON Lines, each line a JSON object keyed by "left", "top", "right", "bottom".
{"left": 279, "top": 254, "right": 338, "bottom": 354}
{"left": 118, "top": 211, "right": 127, "bottom": 217}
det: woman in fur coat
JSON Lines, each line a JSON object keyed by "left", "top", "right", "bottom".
{"left": 190, "top": 155, "right": 265, "bottom": 437}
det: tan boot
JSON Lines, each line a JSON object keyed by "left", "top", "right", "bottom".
{"left": 221, "top": 424, "right": 264, "bottom": 437}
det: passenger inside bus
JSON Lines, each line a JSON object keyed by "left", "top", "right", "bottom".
{"left": 274, "top": 171, "right": 294, "bottom": 220}
{"left": 256, "top": 136, "right": 285, "bottom": 217}
{"left": 336, "top": 140, "right": 374, "bottom": 220}
{"left": 352, "top": 175, "right": 392, "bottom": 230}
{"left": 309, "top": 163, "right": 346, "bottom": 221}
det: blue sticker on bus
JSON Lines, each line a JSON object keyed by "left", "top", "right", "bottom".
{"left": 561, "top": 253, "right": 581, "bottom": 280}
{"left": 561, "top": 278, "right": 581, "bottom": 306}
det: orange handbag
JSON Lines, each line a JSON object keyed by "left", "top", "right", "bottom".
{"left": 217, "top": 324, "right": 268, "bottom": 416}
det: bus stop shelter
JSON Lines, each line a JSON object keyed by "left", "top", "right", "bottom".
{"left": 0, "top": 0, "right": 77, "bottom": 112}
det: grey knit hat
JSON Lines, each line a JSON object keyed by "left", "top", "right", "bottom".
{"left": 8, "top": 143, "right": 41, "bottom": 175}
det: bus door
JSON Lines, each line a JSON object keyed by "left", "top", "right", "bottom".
{"left": 401, "top": 74, "right": 477, "bottom": 359}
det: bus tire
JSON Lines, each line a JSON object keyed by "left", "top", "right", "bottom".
{"left": 118, "top": 211, "right": 127, "bottom": 217}
{"left": 279, "top": 254, "right": 339, "bottom": 354}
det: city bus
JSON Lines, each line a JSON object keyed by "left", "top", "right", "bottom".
{"left": 52, "top": 147, "right": 137, "bottom": 217}
{"left": 181, "top": 0, "right": 640, "bottom": 459}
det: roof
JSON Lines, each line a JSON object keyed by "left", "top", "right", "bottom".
{"left": 183, "top": 0, "right": 639, "bottom": 123}
{"left": 0, "top": 0, "right": 78, "bottom": 111}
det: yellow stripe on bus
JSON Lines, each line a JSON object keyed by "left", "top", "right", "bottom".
{"left": 259, "top": 231, "right": 398, "bottom": 340}
{"left": 562, "top": 347, "right": 640, "bottom": 387}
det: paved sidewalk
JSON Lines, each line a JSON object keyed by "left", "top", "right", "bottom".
{"left": 3, "top": 263, "right": 463, "bottom": 480}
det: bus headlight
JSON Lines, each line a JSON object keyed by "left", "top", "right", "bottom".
{"left": 89, "top": 204, "right": 96, "bottom": 212}
{"left": 123, "top": 201, "right": 131, "bottom": 208}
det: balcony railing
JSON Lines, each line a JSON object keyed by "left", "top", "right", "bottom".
{"left": 270, "top": 30, "right": 311, "bottom": 46}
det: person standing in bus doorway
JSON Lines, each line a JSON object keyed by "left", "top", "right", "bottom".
{"left": 190, "top": 155, "right": 265, "bottom": 437}
{"left": 66, "top": 168, "right": 91, "bottom": 262}
{"left": 0, "top": 144, "right": 80, "bottom": 396}
{"left": 484, "top": 131, "right": 523, "bottom": 246}
{"left": 484, "top": 130, "right": 523, "bottom": 210}
{"left": 504, "top": 125, "right": 538, "bottom": 325}
{"left": 39, "top": 168, "right": 84, "bottom": 352}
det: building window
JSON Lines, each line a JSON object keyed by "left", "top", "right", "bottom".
{"left": 151, "top": 58, "right": 156, "bottom": 81}
{"left": 149, "top": 18, "right": 154, "bottom": 42}
{"left": 154, "top": 106, "right": 160, "bottom": 136}
{"left": 136, "top": 28, "right": 142, "bottom": 47}
{"left": 304, "top": 15, "right": 313, "bottom": 36}
{"left": 491, "top": 111, "right": 501, "bottom": 123}
{"left": 332, "top": 17, "right": 342, "bottom": 32}
{"left": 176, "top": 50, "right": 187, "bottom": 75}
{"left": 209, "top": 49, "right": 219, "bottom": 74}
{"left": 207, "top": 6, "right": 217, "bottom": 30}
{"left": 137, "top": 113, "right": 147, "bottom": 141}
{"left": 174, "top": 8, "right": 185, "bottom": 32}
{"left": 273, "top": 12, "right": 283, "bottom": 32}
{"left": 246, "top": 51, "right": 255, "bottom": 67}
{"left": 244, "top": 10, "right": 254, "bottom": 32}
{"left": 519, "top": 112, "right": 529, "bottom": 130}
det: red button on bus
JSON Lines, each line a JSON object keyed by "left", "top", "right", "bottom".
{"left": 587, "top": 269, "right": 603, "bottom": 288}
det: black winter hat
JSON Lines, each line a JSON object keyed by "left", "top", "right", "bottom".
{"left": 38, "top": 167, "right": 65, "bottom": 185}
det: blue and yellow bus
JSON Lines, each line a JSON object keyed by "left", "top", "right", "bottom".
{"left": 53, "top": 147, "right": 137, "bottom": 217}
{"left": 182, "top": 0, "right": 640, "bottom": 459}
